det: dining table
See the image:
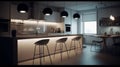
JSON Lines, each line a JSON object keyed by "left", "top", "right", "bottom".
{"left": 90, "top": 34, "right": 120, "bottom": 49}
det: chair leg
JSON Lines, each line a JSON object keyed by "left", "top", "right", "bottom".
{"left": 39, "top": 45, "right": 42, "bottom": 65}
{"left": 33, "top": 45, "right": 36, "bottom": 65}
{"left": 69, "top": 40, "right": 73, "bottom": 57}
{"left": 64, "top": 43, "right": 69, "bottom": 59}
{"left": 74, "top": 41, "right": 77, "bottom": 55}
{"left": 43, "top": 45, "right": 45, "bottom": 62}
{"left": 69, "top": 40, "right": 73, "bottom": 51}
{"left": 46, "top": 45, "right": 52, "bottom": 64}
{"left": 90, "top": 42, "right": 94, "bottom": 52}
{"left": 79, "top": 41, "right": 81, "bottom": 49}
{"left": 60, "top": 43, "right": 63, "bottom": 61}
{"left": 54, "top": 43, "right": 57, "bottom": 58}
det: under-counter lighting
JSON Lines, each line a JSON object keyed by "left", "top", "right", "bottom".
{"left": 110, "top": 15, "right": 115, "bottom": 21}
{"left": 11, "top": 19, "right": 23, "bottom": 23}
{"left": 11, "top": 19, "right": 61, "bottom": 25}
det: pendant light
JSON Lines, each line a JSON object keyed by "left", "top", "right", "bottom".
{"left": 17, "top": 3, "right": 28, "bottom": 13}
{"left": 60, "top": 2, "right": 68, "bottom": 18}
{"left": 73, "top": 2, "right": 80, "bottom": 19}
{"left": 61, "top": 11, "right": 68, "bottom": 18}
{"left": 42, "top": 7, "right": 53, "bottom": 16}
{"left": 73, "top": 13, "right": 80, "bottom": 19}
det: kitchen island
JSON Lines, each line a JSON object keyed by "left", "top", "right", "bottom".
{"left": 17, "top": 34, "right": 83, "bottom": 63}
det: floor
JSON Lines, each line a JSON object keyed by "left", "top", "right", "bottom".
{"left": 18, "top": 44, "right": 120, "bottom": 65}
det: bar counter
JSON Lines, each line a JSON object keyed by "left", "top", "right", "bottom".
{"left": 17, "top": 34, "right": 83, "bottom": 63}
{"left": 17, "top": 34, "right": 82, "bottom": 39}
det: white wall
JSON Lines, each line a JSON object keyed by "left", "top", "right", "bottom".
{"left": 64, "top": 8, "right": 78, "bottom": 34}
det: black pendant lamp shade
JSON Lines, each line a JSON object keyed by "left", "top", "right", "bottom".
{"left": 61, "top": 11, "right": 68, "bottom": 18}
{"left": 42, "top": 8, "right": 53, "bottom": 16}
{"left": 73, "top": 13, "right": 80, "bottom": 19}
{"left": 17, "top": 3, "right": 28, "bottom": 13}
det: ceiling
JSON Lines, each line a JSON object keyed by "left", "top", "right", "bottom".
{"left": 38, "top": 1, "right": 120, "bottom": 11}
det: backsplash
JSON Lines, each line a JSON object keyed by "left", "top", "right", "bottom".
{"left": 11, "top": 19, "right": 64, "bottom": 35}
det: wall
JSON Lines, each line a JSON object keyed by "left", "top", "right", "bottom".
{"left": 11, "top": 2, "right": 29, "bottom": 20}
{"left": 98, "top": 6, "right": 120, "bottom": 35}
{"left": 79, "top": 9, "right": 97, "bottom": 44}
{"left": 64, "top": 8, "right": 78, "bottom": 34}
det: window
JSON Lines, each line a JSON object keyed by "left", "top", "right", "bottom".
{"left": 80, "top": 11, "right": 97, "bottom": 34}
{"left": 83, "top": 21, "right": 97, "bottom": 34}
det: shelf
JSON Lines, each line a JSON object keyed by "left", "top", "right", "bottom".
{"left": 99, "top": 16, "right": 120, "bottom": 26}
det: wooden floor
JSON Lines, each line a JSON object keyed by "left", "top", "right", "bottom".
{"left": 18, "top": 44, "right": 120, "bottom": 65}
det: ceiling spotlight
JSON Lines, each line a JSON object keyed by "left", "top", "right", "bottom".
{"left": 60, "top": 11, "right": 68, "bottom": 18}
{"left": 73, "top": 13, "right": 80, "bottom": 19}
{"left": 42, "top": 7, "right": 53, "bottom": 16}
{"left": 17, "top": 3, "right": 28, "bottom": 13}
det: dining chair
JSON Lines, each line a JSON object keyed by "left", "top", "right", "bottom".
{"left": 90, "top": 38, "right": 103, "bottom": 52}
{"left": 112, "top": 36, "right": 120, "bottom": 55}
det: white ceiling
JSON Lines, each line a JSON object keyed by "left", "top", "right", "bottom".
{"left": 38, "top": 1, "right": 120, "bottom": 11}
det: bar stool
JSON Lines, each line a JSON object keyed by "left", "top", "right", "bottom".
{"left": 69, "top": 36, "right": 81, "bottom": 55}
{"left": 33, "top": 39, "right": 52, "bottom": 65}
{"left": 54, "top": 37, "right": 69, "bottom": 61}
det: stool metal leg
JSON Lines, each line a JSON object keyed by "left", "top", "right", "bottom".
{"left": 70, "top": 40, "right": 73, "bottom": 50}
{"left": 33, "top": 45, "right": 37, "bottom": 65}
{"left": 60, "top": 43, "right": 63, "bottom": 61}
{"left": 69, "top": 40, "right": 73, "bottom": 55}
{"left": 64, "top": 43, "right": 69, "bottom": 59}
{"left": 79, "top": 41, "right": 81, "bottom": 49}
{"left": 43, "top": 45, "right": 45, "bottom": 62}
{"left": 46, "top": 45, "right": 52, "bottom": 64}
{"left": 54, "top": 43, "right": 58, "bottom": 58}
{"left": 70, "top": 40, "right": 76, "bottom": 55}
{"left": 77, "top": 41, "right": 81, "bottom": 50}
{"left": 74, "top": 41, "right": 77, "bottom": 55}
{"left": 39, "top": 45, "right": 42, "bottom": 65}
